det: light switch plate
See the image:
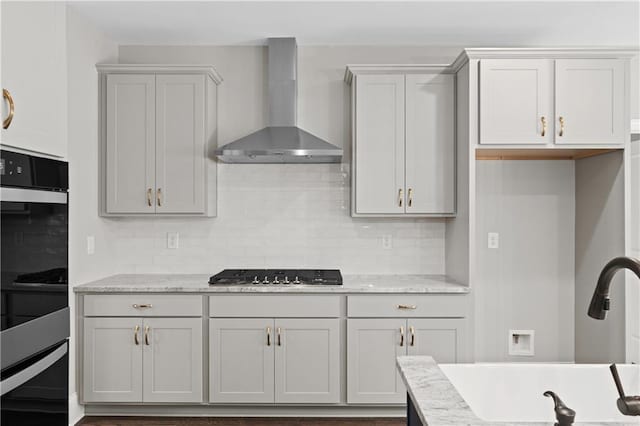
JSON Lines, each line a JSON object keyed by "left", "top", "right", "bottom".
{"left": 488, "top": 232, "right": 500, "bottom": 249}
{"left": 167, "top": 232, "right": 179, "bottom": 249}
{"left": 382, "top": 234, "right": 393, "bottom": 249}
{"left": 87, "top": 236, "right": 95, "bottom": 255}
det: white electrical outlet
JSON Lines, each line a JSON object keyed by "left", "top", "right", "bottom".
{"left": 87, "top": 236, "right": 95, "bottom": 255}
{"left": 488, "top": 232, "right": 500, "bottom": 249}
{"left": 382, "top": 235, "right": 393, "bottom": 249}
{"left": 167, "top": 232, "right": 179, "bottom": 249}
{"left": 508, "top": 330, "right": 535, "bottom": 356}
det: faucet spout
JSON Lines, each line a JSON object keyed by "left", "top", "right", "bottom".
{"left": 588, "top": 257, "right": 640, "bottom": 320}
{"left": 544, "top": 391, "right": 576, "bottom": 426}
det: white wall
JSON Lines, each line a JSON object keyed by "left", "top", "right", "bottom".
{"left": 108, "top": 45, "right": 461, "bottom": 274}
{"left": 475, "top": 160, "right": 576, "bottom": 362}
{"left": 66, "top": 5, "right": 118, "bottom": 421}
{"left": 575, "top": 151, "right": 626, "bottom": 363}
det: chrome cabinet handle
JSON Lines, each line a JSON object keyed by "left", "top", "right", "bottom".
{"left": 133, "top": 304, "right": 152, "bottom": 309}
{"left": 277, "top": 327, "right": 282, "bottom": 346}
{"left": 410, "top": 326, "right": 415, "bottom": 347}
{"left": 397, "top": 304, "right": 417, "bottom": 310}
{"left": 559, "top": 116, "right": 565, "bottom": 137}
{"left": 157, "top": 188, "right": 162, "bottom": 207}
{"left": 267, "top": 327, "right": 272, "bottom": 346}
{"left": 147, "top": 188, "right": 152, "bottom": 207}
{"left": 541, "top": 116, "right": 546, "bottom": 137}
{"left": 398, "top": 189, "right": 403, "bottom": 207}
{"left": 134, "top": 325, "right": 140, "bottom": 345}
{"left": 144, "top": 326, "right": 150, "bottom": 346}
{"left": 400, "top": 327, "right": 405, "bottom": 347}
{"left": 408, "top": 188, "right": 413, "bottom": 207}
{"left": 3, "top": 88, "right": 15, "bottom": 130}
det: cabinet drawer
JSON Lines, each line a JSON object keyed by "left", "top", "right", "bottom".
{"left": 347, "top": 295, "right": 467, "bottom": 318}
{"left": 84, "top": 295, "right": 202, "bottom": 317}
{"left": 209, "top": 295, "right": 342, "bottom": 318}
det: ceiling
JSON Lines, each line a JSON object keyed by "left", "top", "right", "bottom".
{"left": 69, "top": 1, "right": 640, "bottom": 47}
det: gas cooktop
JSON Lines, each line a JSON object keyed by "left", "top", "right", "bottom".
{"left": 209, "top": 269, "right": 343, "bottom": 286}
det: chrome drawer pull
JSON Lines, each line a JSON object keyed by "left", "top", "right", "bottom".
{"left": 400, "top": 326, "right": 405, "bottom": 347}
{"left": 397, "top": 304, "right": 417, "bottom": 310}
{"left": 133, "top": 304, "right": 152, "bottom": 309}
{"left": 144, "top": 326, "right": 150, "bottom": 345}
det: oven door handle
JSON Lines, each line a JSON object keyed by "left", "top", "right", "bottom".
{"left": 0, "top": 342, "right": 67, "bottom": 396}
{"left": 0, "top": 187, "right": 68, "bottom": 204}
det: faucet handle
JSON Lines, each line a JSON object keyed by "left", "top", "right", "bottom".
{"left": 610, "top": 364, "right": 640, "bottom": 416}
{"left": 544, "top": 391, "right": 576, "bottom": 426}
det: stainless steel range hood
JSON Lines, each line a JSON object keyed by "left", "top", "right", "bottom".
{"left": 215, "top": 38, "right": 342, "bottom": 163}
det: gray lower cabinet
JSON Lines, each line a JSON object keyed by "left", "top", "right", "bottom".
{"left": 347, "top": 318, "right": 466, "bottom": 404}
{"left": 83, "top": 317, "right": 203, "bottom": 403}
{"left": 274, "top": 318, "right": 341, "bottom": 404}
{"left": 347, "top": 318, "right": 406, "bottom": 404}
{"left": 209, "top": 318, "right": 341, "bottom": 404}
{"left": 83, "top": 317, "right": 143, "bottom": 403}
{"left": 142, "top": 317, "right": 203, "bottom": 403}
{"left": 209, "top": 318, "right": 275, "bottom": 403}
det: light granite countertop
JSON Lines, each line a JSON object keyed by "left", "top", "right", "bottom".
{"left": 396, "top": 356, "right": 638, "bottom": 426}
{"left": 73, "top": 274, "right": 469, "bottom": 294}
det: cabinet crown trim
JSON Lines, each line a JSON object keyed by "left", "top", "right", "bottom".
{"left": 451, "top": 47, "right": 639, "bottom": 71}
{"left": 344, "top": 64, "right": 453, "bottom": 84}
{"left": 96, "top": 64, "right": 223, "bottom": 84}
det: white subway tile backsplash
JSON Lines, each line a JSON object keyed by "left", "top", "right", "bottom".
{"left": 109, "top": 164, "right": 445, "bottom": 274}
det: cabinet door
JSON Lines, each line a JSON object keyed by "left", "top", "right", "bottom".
{"left": 1, "top": 1, "right": 67, "bottom": 157}
{"left": 354, "top": 75, "right": 405, "bottom": 214}
{"left": 555, "top": 59, "right": 626, "bottom": 145}
{"left": 274, "top": 318, "right": 341, "bottom": 403}
{"left": 105, "top": 74, "right": 156, "bottom": 214}
{"left": 142, "top": 318, "right": 203, "bottom": 403}
{"left": 405, "top": 74, "right": 455, "bottom": 214}
{"left": 479, "top": 59, "right": 553, "bottom": 145}
{"left": 155, "top": 75, "right": 206, "bottom": 214}
{"left": 83, "top": 318, "right": 142, "bottom": 402}
{"left": 407, "top": 319, "right": 466, "bottom": 363}
{"left": 209, "top": 318, "right": 274, "bottom": 403}
{"left": 347, "top": 318, "right": 406, "bottom": 404}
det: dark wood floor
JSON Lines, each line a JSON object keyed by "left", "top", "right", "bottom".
{"left": 77, "top": 417, "right": 406, "bottom": 426}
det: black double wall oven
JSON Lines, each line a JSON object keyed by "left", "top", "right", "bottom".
{"left": 0, "top": 150, "right": 69, "bottom": 426}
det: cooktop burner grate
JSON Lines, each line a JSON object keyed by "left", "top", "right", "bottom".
{"left": 208, "top": 269, "right": 342, "bottom": 285}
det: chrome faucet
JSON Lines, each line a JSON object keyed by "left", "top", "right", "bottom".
{"left": 588, "top": 256, "right": 640, "bottom": 320}
{"left": 588, "top": 256, "right": 640, "bottom": 417}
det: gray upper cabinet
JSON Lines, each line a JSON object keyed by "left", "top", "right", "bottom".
{"left": 346, "top": 67, "right": 456, "bottom": 217}
{"left": 479, "top": 59, "right": 553, "bottom": 145}
{"left": 479, "top": 57, "right": 627, "bottom": 146}
{"left": 105, "top": 74, "right": 156, "bottom": 214}
{"left": 353, "top": 74, "right": 405, "bottom": 215}
{"left": 554, "top": 59, "right": 626, "bottom": 145}
{"left": 98, "top": 65, "right": 222, "bottom": 216}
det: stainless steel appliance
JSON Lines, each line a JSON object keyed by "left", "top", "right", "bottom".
{"left": 215, "top": 38, "right": 343, "bottom": 163}
{"left": 209, "top": 269, "right": 343, "bottom": 285}
{"left": 1, "top": 149, "right": 69, "bottom": 425}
